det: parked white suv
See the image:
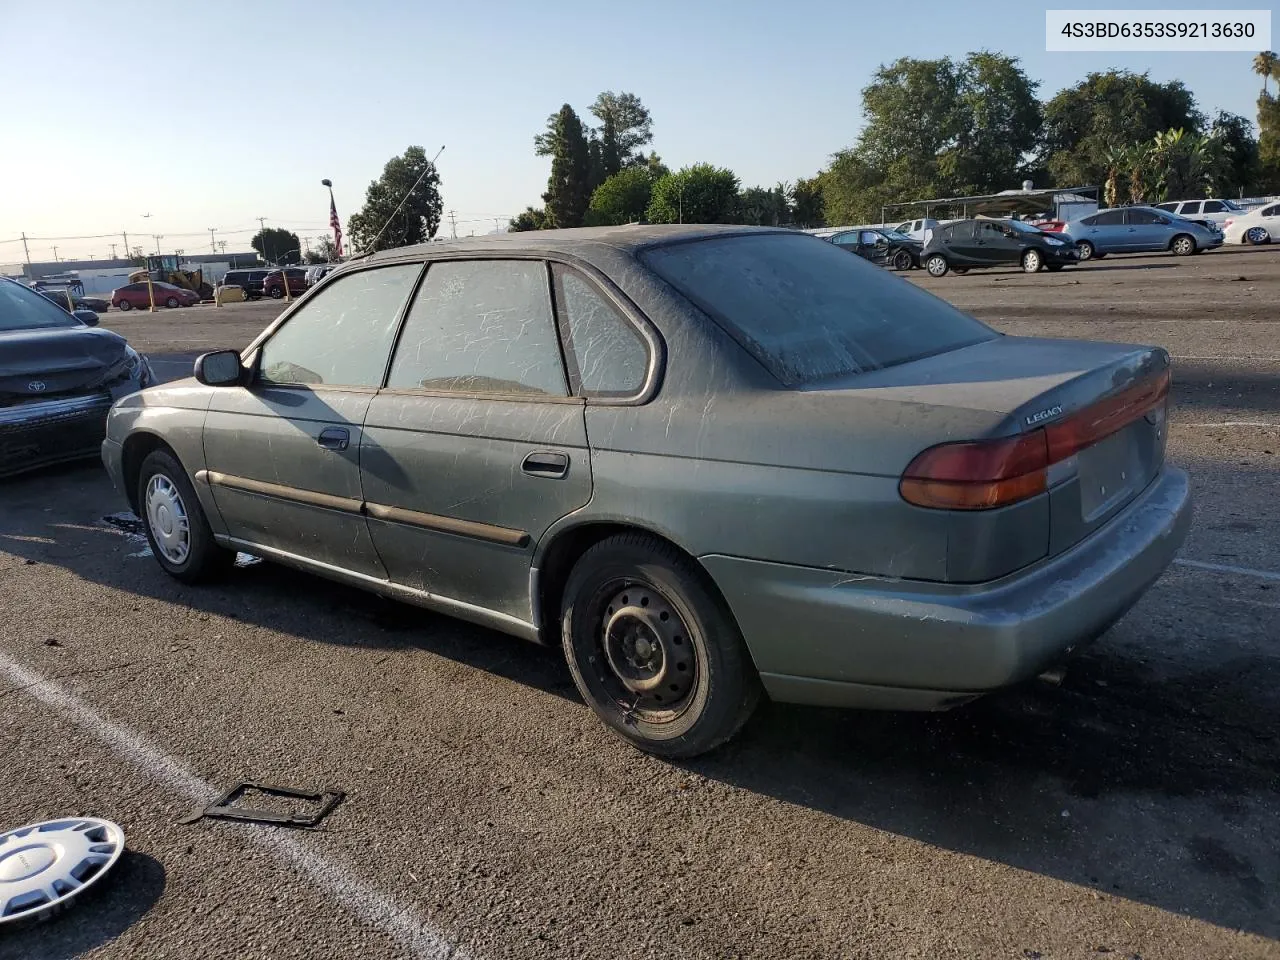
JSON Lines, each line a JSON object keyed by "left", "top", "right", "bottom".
{"left": 1153, "top": 199, "right": 1245, "bottom": 226}
{"left": 894, "top": 218, "right": 943, "bottom": 243}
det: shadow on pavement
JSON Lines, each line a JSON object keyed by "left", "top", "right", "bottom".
{"left": 2, "top": 460, "right": 1278, "bottom": 940}
{"left": 0, "top": 851, "right": 166, "bottom": 960}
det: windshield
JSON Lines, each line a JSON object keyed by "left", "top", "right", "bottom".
{"left": 643, "top": 233, "right": 996, "bottom": 386}
{"left": 0, "top": 280, "right": 81, "bottom": 331}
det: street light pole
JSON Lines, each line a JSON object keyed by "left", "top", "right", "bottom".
{"left": 208, "top": 227, "right": 217, "bottom": 253}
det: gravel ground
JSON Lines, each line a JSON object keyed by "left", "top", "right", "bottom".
{"left": 1, "top": 244, "right": 1277, "bottom": 960}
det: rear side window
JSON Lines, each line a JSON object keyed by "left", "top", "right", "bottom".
{"left": 1262, "top": 204, "right": 1280, "bottom": 217}
{"left": 1179, "top": 202, "right": 1202, "bottom": 215}
{"left": 1155, "top": 203, "right": 1178, "bottom": 212}
{"left": 552, "top": 266, "right": 648, "bottom": 398}
{"left": 1125, "top": 209, "right": 1162, "bottom": 225}
{"left": 1202, "top": 200, "right": 1226, "bottom": 213}
{"left": 1091, "top": 210, "right": 1125, "bottom": 226}
{"left": 258, "top": 263, "right": 421, "bottom": 387}
{"left": 643, "top": 233, "right": 995, "bottom": 386}
{"left": 387, "top": 260, "right": 568, "bottom": 397}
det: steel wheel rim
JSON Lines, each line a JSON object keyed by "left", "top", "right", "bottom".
{"left": 1247, "top": 226, "right": 1268, "bottom": 244}
{"left": 592, "top": 580, "right": 698, "bottom": 722}
{"left": 145, "top": 473, "right": 190, "bottom": 564}
{"left": 1025, "top": 250, "right": 1041, "bottom": 272}
{"left": 1174, "top": 237, "right": 1193, "bottom": 255}
{"left": 1078, "top": 243, "right": 1092, "bottom": 260}
{"left": 927, "top": 257, "right": 946, "bottom": 276}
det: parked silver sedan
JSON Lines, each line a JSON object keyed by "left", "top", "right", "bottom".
{"left": 1061, "top": 205, "right": 1223, "bottom": 260}
{"left": 102, "top": 225, "right": 1192, "bottom": 757}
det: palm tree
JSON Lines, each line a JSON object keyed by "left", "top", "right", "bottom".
{"left": 1254, "top": 51, "right": 1279, "bottom": 95}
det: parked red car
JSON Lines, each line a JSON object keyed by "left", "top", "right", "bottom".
{"left": 262, "top": 268, "right": 309, "bottom": 299}
{"left": 111, "top": 281, "right": 200, "bottom": 311}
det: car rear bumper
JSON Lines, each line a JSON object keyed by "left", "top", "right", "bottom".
{"left": 0, "top": 393, "right": 114, "bottom": 478}
{"left": 701, "top": 466, "right": 1192, "bottom": 710}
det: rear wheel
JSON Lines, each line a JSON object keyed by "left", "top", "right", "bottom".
{"left": 1246, "top": 226, "right": 1270, "bottom": 245}
{"left": 1171, "top": 234, "right": 1196, "bottom": 256}
{"left": 1022, "top": 249, "right": 1042, "bottom": 273}
{"left": 892, "top": 249, "right": 913, "bottom": 271}
{"left": 117, "top": 298, "right": 132, "bottom": 311}
{"left": 560, "top": 534, "right": 761, "bottom": 758}
{"left": 164, "top": 296, "right": 180, "bottom": 308}
{"left": 1076, "top": 240, "right": 1095, "bottom": 261}
{"left": 269, "top": 286, "right": 284, "bottom": 299}
{"left": 137, "top": 449, "right": 234, "bottom": 584}
{"left": 925, "top": 254, "right": 949, "bottom": 277}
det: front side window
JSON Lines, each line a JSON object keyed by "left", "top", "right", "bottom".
{"left": 553, "top": 266, "right": 649, "bottom": 398}
{"left": 257, "top": 263, "right": 421, "bottom": 387}
{"left": 1179, "top": 202, "right": 1202, "bottom": 215}
{"left": 861, "top": 231, "right": 884, "bottom": 245}
{"left": 644, "top": 233, "right": 994, "bottom": 386}
{"left": 387, "top": 260, "right": 568, "bottom": 397}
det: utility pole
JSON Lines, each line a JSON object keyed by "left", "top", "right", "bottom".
{"left": 20, "top": 232, "right": 30, "bottom": 264}
{"left": 52, "top": 245, "right": 59, "bottom": 261}
{"left": 448, "top": 210, "right": 458, "bottom": 240}
{"left": 122, "top": 232, "right": 130, "bottom": 261}
{"left": 217, "top": 240, "right": 227, "bottom": 254}
{"left": 208, "top": 227, "right": 217, "bottom": 253}
{"left": 109, "top": 243, "right": 118, "bottom": 260}
{"left": 153, "top": 234, "right": 164, "bottom": 255}
{"left": 303, "top": 236, "right": 311, "bottom": 258}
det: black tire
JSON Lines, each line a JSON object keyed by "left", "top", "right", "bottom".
{"left": 164, "top": 296, "right": 180, "bottom": 308}
{"left": 892, "top": 249, "right": 913, "bottom": 271}
{"left": 952, "top": 267, "right": 969, "bottom": 275}
{"left": 1246, "top": 226, "right": 1271, "bottom": 245}
{"left": 1170, "top": 234, "right": 1196, "bottom": 256}
{"left": 560, "top": 533, "right": 761, "bottom": 758}
{"left": 117, "top": 298, "right": 132, "bottom": 311}
{"left": 268, "top": 285, "right": 284, "bottom": 299}
{"left": 924, "top": 254, "right": 949, "bottom": 277}
{"left": 136, "top": 449, "right": 234, "bottom": 584}
{"left": 1021, "top": 249, "right": 1043, "bottom": 273}
{"left": 1076, "top": 240, "right": 1095, "bottom": 261}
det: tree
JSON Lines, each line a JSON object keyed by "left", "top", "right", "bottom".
{"left": 949, "top": 51, "right": 1042, "bottom": 192}
{"left": 1259, "top": 55, "right": 1280, "bottom": 190}
{"left": 509, "top": 206, "right": 552, "bottom": 232}
{"left": 589, "top": 91, "right": 653, "bottom": 171}
{"left": 1208, "top": 110, "right": 1259, "bottom": 197}
{"left": 346, "top": 146, "right": 444, "bottom": 253}
{"left": 304, "top": 237, "right": 339, "bottom": 264}
{"left": 1041, "top": 71, "right": 1202, "bottom": 187}
{"left": 737, "top": 183, "right": 792, "bottom": 226}
{"left": 539, "top": 105, "right": 592, "bottom": 228}
{"left": 646, "top": 165, "right": 740, "bottom": 224}
{"left": 820, "top": 150, "right": 896, "bottom": 225}
{"left": 791, "top": 176, "right": 824, "bottom": 228}
{"left": 588, "top": 167, "right": 658, "bottom": 225}
{"left": 1254, "top": 51, "right": 1279, "bottom": 95}
{"left": 251, "top": 227, "right": 301, "bottom": 264}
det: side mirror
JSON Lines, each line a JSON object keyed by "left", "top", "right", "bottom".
{"left": 194, "top": 349, "right": 244, "bottom": 386}
{"left": 73, "top": 309, "right": 100, "bottom": 326}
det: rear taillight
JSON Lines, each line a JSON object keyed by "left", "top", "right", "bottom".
{"left": 901, "top": 369, "right": 1171, "bottom": 511}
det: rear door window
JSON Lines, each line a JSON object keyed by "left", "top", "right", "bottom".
{"left": 1125, "top": 209, "right": 1162, "bottom": 225}
{"left": 1201, "top": 200, "right": 1227, "bottom": 213}
{"left": 1090, "top": 210, "right": 1125, "bottom": 226}
{"left": 643, "top": 233, "right": 995, "bottom": 386}
{"left": 1262, "top": 204, "right": 1280, "bottom": 217}
{"left": 1179, "top": 202, "right": 1202, "bottom": 215}
{"left": 386, "top": 260, "right": 569, "bottom": 397}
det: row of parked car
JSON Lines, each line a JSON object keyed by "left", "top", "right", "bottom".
{"left": 823, "top": 196, "right": 1280, "bottom": 278}
{"left": 217, "top": 263, "right": 341, "bottom": 301}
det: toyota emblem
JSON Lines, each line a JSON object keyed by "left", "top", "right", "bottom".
{"left": 27, "top": 381, "right": 47, "bottom": 393}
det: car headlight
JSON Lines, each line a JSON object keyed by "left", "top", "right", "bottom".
{"left": 1044, "top": 237, "right": 1064, "bottom": 246}
{"left": 95, "top": 345, "right": 149, "bottom": 388}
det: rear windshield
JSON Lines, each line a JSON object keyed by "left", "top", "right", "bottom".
{"left": 642, "top": 232, "right": 995, "bottom": 385}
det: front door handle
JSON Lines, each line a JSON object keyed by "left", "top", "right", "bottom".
{"left": 522, "top": 451, "right": 569, "bottom": 479}
{"left": 317, "top": 427, "right": 350, "bottom": 451}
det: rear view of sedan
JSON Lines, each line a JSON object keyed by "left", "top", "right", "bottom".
{"left": 1, "top": 277, "right": 153, "bottom": 477}
{"left": 103, "top": 226, "right": 1190, "bottom": 758}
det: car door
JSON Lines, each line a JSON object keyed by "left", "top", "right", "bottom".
{"left": 1079, "top": 209, "right": 1127, "bottom": 251}
{"left": 359, "top": 258, "right": 593, "bottom": 626}
{"left": 860, "top": 230, "right": 890, "bottom": 265}
{"left": 201, "top": 261, "right": 422, "bottom": 577}
{"left": 1123, "top": 208, "right": 1166, "bottom": 250}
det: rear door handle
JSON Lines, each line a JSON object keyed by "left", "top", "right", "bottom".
{"left": 522, "top": 451, "right": 569, "bottom": 479}
{"left": 317, "top": 427, "right": 350, "bottom": 451}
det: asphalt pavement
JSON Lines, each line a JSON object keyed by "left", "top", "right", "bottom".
{"left": 1, "top": 246, "right": 1277, "bottom": 959}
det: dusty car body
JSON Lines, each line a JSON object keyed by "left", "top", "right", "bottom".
{"left": 1, "top": 277, "right": 153, "bottom": 478}
{"left": 102, "top": 225, "right": 1192, "bottom": 756}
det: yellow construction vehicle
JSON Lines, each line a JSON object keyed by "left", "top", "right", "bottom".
{"left": 128, "top": 255, "right": 214, "bottom": 299}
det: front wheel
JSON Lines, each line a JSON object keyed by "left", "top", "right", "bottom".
{"left": 165, "top": 296, "right": 180, "bottom": 308}
{"left": 117, "top": 298, "right": 132, "bottom": 311}
{"left": 560, "top": 534, "right": 761, "bottom": 758}
{"left": 137, "top": 449, "right": 234, "bottom": 584}
{"left": 925, "top": 254, "right": 949, "bottom": 277}
{"left": 1171, "top": 234, "right": 1196, "bottom": 256}
{"left": 1022, "top": 249, "right": 1043, "bottom": 273}
{"left": 892, "top": 249, "right": 913, "bottom": 271}
{"left": 1076, "top": 240, "right": 1095, "bottom": 261}
{"left": 268, "top": 286, "right": 284, "bottom": 299}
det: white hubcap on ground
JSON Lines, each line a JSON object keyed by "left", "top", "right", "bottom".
{"left": 146, "top": 474, "right": 190, "bottom": 564}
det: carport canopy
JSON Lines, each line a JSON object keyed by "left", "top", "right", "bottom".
{"left": 881, "top": 186, "right": 1100, "bottom": 225}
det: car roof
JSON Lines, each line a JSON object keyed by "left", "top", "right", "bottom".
{"left": 357, "top": 224, "right": 792, "bottom": 265}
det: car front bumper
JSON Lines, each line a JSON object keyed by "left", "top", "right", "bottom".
{"left": 0, "top": 393, "right": 115, "bottom": 478}
{"left": 701, "top": 466, "right": 1192, "bottom": 710}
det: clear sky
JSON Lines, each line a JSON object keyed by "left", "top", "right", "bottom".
{"left": 0, "top": 0, "right": 1273, "bottom": 262}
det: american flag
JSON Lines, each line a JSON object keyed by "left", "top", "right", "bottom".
{"left": 329, "top": 193, "right": 344, "bottom": 257}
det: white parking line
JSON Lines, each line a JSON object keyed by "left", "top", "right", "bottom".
{"left": 1171, "top": 356, "right": 1280, "bottom": 362}
{"left": 1175, "top": 558, "right": 1280, "bottom": 582}
{"left": 0, "top": 651, "right": 470, "bottom": 960}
